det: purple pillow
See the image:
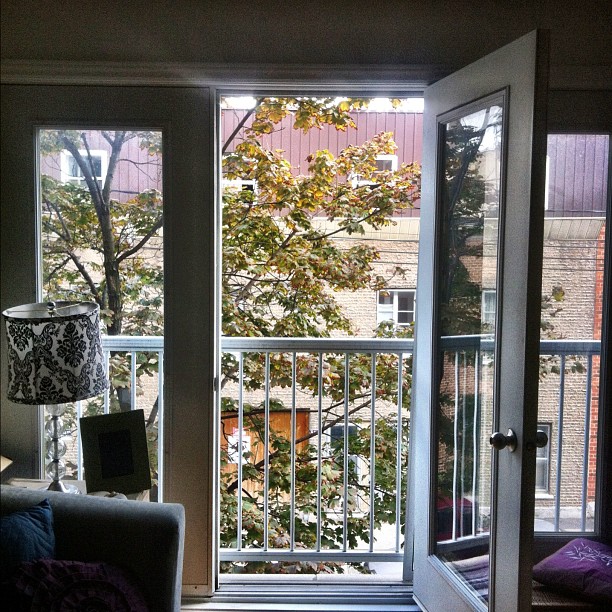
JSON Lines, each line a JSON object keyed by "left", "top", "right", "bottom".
{"left": 533, "top": 538, "right": 612, "bottom": 603}
{"left": 12, "top": 558, "right": 149, "bottom": 611}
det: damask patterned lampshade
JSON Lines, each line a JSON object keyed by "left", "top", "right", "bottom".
{"left": 3, "top": 301, "right": 109, "bottom": 493}
{"left": 3, "top": 301, "right": 108, "bottom": 405}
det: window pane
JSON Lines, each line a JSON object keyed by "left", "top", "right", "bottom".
{"left": 535, "top": 133, "right": 609, "bottom": 532}
{"left": 535, "top": 424, "right": 551, "bottom": 493}
{"left": 39, "top": 128, "right": 164, "bottom": 500}
{"left": 219, "top": 96, "right": 420, "bottom": 578}
{"left": 397, "top": 294, "right": 412, "bottom": 311}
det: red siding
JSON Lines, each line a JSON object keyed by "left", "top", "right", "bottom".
{"left": 224, "top": 114, "right": 609, "bottom": 220}
{"left": 222, "top": 109, "right": 423, "bottom": 216}
{"left": 40, "top": 132, "right": 163, "bottom": 204}
{"left": 221, "top": 109, "right": 423, "bottom": 167}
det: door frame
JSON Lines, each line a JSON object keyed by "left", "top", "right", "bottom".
{"left": 0, "top": 84, "right": 217, "bottom": 595}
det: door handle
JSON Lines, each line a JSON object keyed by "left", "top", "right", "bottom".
{"left": 535, "top": 429, "right": 548, "bottom": 448}
{"left": 490, "top": 428, "right": 517, "bottom": 452}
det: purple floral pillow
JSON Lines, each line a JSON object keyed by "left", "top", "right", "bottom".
{"left": 11, "top": 558, "right": 149, "bottom": 611}
{"left": 533, "top": 538, "right": 612, "bottom": 603}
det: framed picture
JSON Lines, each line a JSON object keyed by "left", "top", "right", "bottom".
{"left": 80, "top": 409, "right": 152, "bottom": 495}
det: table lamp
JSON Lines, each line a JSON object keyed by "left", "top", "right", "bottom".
{"left": 3, "top": 301, "right": 109, "bottom": 493}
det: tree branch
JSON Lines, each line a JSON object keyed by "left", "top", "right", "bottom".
{"left": 222, "top": 98, "right": 265, "bottom": 155}
{"left": 42, "top": 197, "right": 72, "bottom": 242}
{"left": 116, "top": 217, "right": 163, "bottom": 263}
{"left": 66, "top": 250, "right": 102, "bottom": 304}
{"left": 236, "top": 229, "right": 297, "bottom": 303}
{"left": 43, "top": 256, "right": 71, "bottom": 284}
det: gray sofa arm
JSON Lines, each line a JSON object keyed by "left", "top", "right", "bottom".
{"left": 1, "top": 484, "right": 185, "bottom": 612}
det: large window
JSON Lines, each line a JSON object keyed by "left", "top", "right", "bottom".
{"left": 535, "top": 133, "right": 609, "bottom": 532}
{"left": 39, "top": 128, "right": 164, "bottom": 499}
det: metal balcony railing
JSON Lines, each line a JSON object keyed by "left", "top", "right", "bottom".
{"left": 71, "top": 335, "right": 165, "bottom": 497}
{"left": 220, "top": 337, "right": 414, "bottom": 565}
{"left": 73, "top": 335, "right": 600, "bottom": 567}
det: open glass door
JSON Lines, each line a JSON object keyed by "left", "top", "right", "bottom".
{"left": 411, "top": 31, "right": 549, "bottom": 611}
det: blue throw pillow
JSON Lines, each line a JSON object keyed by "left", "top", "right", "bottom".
{"left": 0, "top": 499, "right": 55, "bottom": 581}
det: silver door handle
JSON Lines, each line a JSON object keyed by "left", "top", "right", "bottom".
{"left": 490, "top": 428, "right": 517, "bottom": 452}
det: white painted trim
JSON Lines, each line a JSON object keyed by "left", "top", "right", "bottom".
{"left": 0, "top": 60, "right": 439, "bottom": 90}
{"left": 2, "top": 60, "right": 609, "bottom": 90}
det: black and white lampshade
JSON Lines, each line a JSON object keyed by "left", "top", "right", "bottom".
{"left": 3, "top": 301, "right": 108, "bottom": 405}
{"left": 3, "top": 301, "right": 109, "bottom": 492}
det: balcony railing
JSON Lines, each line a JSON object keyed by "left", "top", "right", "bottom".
{"left": 537, "top": 339, "right": 601, "bottom": 532}
{"left": 72, "top": 335, "right": 600, "bottom": 567}
{"left": 72, "top": 335, "right": 165, "bottom": 497}
{"left": 220, "top": 337, "right": 413, "bottom": 565}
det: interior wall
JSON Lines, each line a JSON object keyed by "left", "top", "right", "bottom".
{"left": 1, "top": 0, "right": 611, "bottom": 75}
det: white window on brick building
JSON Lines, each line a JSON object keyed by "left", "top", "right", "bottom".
{"left": 60, "top": 149, "right": 108, "bottom": 188}
{"left": 227, "top": 427, "right": 251, "bottom": 465}
{"left": 351, "top": 154, "right": 398, "bottom": 187}
{"left": 482, "top": 289, "right": 496, "bottom": 332}
{"left": 377, "top": 289, "right": 416, "bottom": 327}
{"left": 329, "top": 424, "right": 362, "bottom": 479}
{"left": 222, "top": 178, "right": 257, "bottom": 195}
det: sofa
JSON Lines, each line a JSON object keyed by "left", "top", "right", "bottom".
{"left": 0, "top": 484, "right": 185, "bottom": 612}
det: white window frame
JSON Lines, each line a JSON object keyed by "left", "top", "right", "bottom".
{"left": 222, "top": 177, "right": 257, "bottom": 198}
{"left": 544, "top": 154, "right": 550, "bottom": 211}
{"left": 351, "top": 153, "right": 398, "bottom": 187}
{"left": 373, "top": 154, "right": 398, "bottom": 172}
{"left": 60, "top": 149, "right": 108, "bottom": 187}
{"left": 481, "top": 289, "right": 496, "bottom": 331}
{"left": 227, "top": 427, "right": 251, "bottom": 465}
{"left": 377, "top": 289, "right": 416, "bottom": 327}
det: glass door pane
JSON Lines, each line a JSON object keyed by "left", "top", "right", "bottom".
{"left": 433, "top": 99, "right": 504, "bottom": 605}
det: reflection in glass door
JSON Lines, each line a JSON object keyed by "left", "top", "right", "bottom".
{"left": 38, "top": 129, "right": 164, "bottom": 499}
{"left": 433, "top": 98, "right": 505, "bottom": 606}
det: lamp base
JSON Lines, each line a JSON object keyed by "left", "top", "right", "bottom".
{"left": 45, "top": 480, "right": 81, "bottom": 494}
{"left": 44, "top": 405, "right": 81, "bottom": 494}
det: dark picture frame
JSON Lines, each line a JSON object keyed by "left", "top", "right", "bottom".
{"left": 80, "top": 409, "right": 152, "bottom": 494}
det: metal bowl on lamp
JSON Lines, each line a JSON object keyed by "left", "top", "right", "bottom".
{"left": 2, "top": 301, "right": 109, "bottom": 493}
